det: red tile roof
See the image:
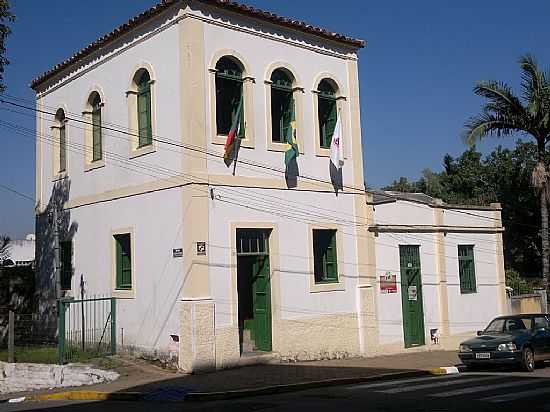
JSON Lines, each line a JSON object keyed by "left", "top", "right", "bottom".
{"left": 30, "top": 0, "right": 365, "bottom": 90}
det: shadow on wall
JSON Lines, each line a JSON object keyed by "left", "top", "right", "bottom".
{"left": 35, "top": 178, "right": 78, "bottom": 336}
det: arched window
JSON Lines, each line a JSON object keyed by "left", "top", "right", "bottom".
{"left": 317, "top": 79, "right": 338, "bottom": 149}
{"left": 270, "top": 69, "right": 294, "bottom": 143}
{"left": 215, "top": 57, "right": 244, "bottom": 137}
{"left": 55, "top": 108, "right": 67, "bottom": 173}
{"left": 90, "top": 92, "right": 102, "bottom": 162}
{"left": 136, "top": 70, "right": 152, "bottom": 147}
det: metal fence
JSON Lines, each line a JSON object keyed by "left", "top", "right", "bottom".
{"left": 58, "top": 297, "right": 116, "bottom": 364}
{"left": 0, "top": 307, "right": 57, "bottom": 363}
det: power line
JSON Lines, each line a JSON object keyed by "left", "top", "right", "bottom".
{"left": 0, "top": 183, "right": 35, "bottom": 203}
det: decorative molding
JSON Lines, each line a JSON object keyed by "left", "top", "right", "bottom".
{"left": 369, "top": 225, "right": 505, "bottom": 234}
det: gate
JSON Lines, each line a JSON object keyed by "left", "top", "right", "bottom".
{"left": 57, "top": 297, "right": 116, "bottom": 364}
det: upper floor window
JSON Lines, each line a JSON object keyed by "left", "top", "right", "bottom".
{"left": 55, "top": 108, "right": 67, "bottom": 173}
{"left": 215, "top": 57, "right": 244, "bottom": 137}
{"left": 317, "top": 79, "right": 338, "bottom": 149}
{"left": 136, "top": 70, "right": 153, "bottom": 147}
{"left": 270, "top": 69, "right": 295, "bottom": 143}
{"left": 90, "top": 92, "right": 102, "bottom": 162}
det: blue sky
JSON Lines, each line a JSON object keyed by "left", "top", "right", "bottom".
{"left": 1, "top": 0, "right": 549, "bottom": 238}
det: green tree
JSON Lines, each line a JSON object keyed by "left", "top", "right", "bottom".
{"left": 0, "top": 0, "right": 14, "bottom": 92}
{"left": 382, "top": 176, "right": 421, "bottom": 193}
{"left": 463, "top": 55, "right": 550, "bottom": 291}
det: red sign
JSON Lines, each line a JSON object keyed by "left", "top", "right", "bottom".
{"left": 380, "top": 273, "right": 397, "bottom": 294}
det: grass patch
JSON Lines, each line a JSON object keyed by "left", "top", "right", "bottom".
{"left": 0, "top": 346, "right": 58, "bottom": 364}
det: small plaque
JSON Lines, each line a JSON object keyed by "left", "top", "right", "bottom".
{"left": 196, "top": 242, "right": 207, "bottom": 256}
{"left": 408, "top": 285, "right": 418, "bottom": 301}
{"left": 380, "top": 273, "right": 397, "bottom": 294}
{"left": 172, "top": 248, "right": 183, "bottom": 258}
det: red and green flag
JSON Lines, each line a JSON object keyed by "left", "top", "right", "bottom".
{"left": 223, "top": 98, "right": 243, "bottom": 167}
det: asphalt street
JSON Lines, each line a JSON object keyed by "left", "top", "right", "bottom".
{"left": 3, "top": 368, "right": 550, "bottom": 412}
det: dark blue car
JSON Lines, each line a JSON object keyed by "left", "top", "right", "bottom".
{"left": 458, "top": 314, "right": 550, "bottom": 372}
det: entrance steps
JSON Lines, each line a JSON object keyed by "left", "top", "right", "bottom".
{"left": 237, "top": 351, "right": 280, "bottom": 367}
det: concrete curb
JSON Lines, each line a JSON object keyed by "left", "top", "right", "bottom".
{"left": 30, "top": 391, "right": 143, "bottom": 402}
{"left": 26, "top": 367, "right": 463, "bottom": 403}
{"left": 183, "top": 370, "right": 431, "bottom": 402}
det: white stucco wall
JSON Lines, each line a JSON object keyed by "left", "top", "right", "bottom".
{"left": 209, "top": 187, "right": 359, "bottom": 327}
{"left": 69, "top": 189, "right": 184, "bottom": 352}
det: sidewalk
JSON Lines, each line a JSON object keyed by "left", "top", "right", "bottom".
{"left": 13, "top": 350, "right": 460, "bottom": 402}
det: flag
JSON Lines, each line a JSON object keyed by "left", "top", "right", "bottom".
{"left": 223, "top": 98, "right": 243, "bottom": 167}
{"left": 330, "top": 114, "right": 344, "bottom": 169}
{"left": 284, "top": 101, "right": 298, "bottom": 167}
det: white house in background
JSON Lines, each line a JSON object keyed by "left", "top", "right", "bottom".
{"left": 3, "top": 234, "right": 35, "bottom": 267}
{"left": 31, "top": 0, "right": 506, "bottom": 372}
{"left": 368, "top": 192, "right": 507, "bottom": 353}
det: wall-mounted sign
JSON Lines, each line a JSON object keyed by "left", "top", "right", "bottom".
{"left": 172, "top": 248, "right": 183, "bottom": 258}
{"left": 380, "top": 273, "right": 397, "bottom": 294}
{"left": 196, "top": 242, "right": 207, "bottom": 256}
{"left": 408, "top": 285, "right": 418, "bottom": 301}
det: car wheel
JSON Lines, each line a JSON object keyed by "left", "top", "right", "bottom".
{"left": 521, "top": 347, "right": 535, "bottom": 372}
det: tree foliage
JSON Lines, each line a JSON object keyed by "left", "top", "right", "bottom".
{"left": 383, "top": 142, "right": 544, "bottom": 278}
{"left": 0, "top": 0, "right": 14, "bottom": 92}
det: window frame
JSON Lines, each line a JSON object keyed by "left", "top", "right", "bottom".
{"left": 136, "top": 71, "right": 153, "bottom": 148}
{"left": 127, "top": 66, "right": 157, "bottom": 159}
{"left": 458, "top": 244, "right": 477, "bottom": 294}
{"left": 91, "top": 94, "right": 103, "bottom": 162}
{"left": 308, "top": 224, "right": 346, "bottom": 293}
{"left": 112, "top": 228, "right": 135, "bottom": 299}
{"left": 317, "top": 81, "right": 338, "bottom": 149}
{"left": 270, "top": 69, "right": 295, "bottom": 144}
{"left": 209, "top": 52, "right": 255, "bottom": 149}
{"left": 215, "top": 57, "right": 245, "bottom": 139}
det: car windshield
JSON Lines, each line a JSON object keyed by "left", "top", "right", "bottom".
{"left": 484, "top": 317, "right": 533, "bottom": 334}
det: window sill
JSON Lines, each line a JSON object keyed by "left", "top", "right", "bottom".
{"left": 267, "top": 141, "right": 289, "bottom": 152}
{"left": 309, "top": 280, "right": 345, "bottom": 293}
{"left": 84, "top": 159, "right": 106, "bottom": 172}
{"left": 113, "top": 289, "right": 135, "bottom": 299}
{"left": 315, "top": 147, "right": 331, "bottom": 157}
{"left": 460, "top": 290, "right": 477, "bottom": 295}
{"left": 212, "top": 134, "right": 254, "bottom": 149}
{"left": 130, "top": 144, "right": 156, "bottom": 159}
{"left": 52, "top": 171, "right": 68, "bottom": 182}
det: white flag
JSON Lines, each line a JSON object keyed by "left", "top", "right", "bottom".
{"left": 330, "top": 114, "right": 344, "bottom": 169}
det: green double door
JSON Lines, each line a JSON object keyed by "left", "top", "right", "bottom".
{"left": 399, "top": 245, "right": 426, "bottom": 348}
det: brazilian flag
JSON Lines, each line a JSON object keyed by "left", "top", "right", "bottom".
{"left": 284, "top": 100, "right": 298, "bottom": 167}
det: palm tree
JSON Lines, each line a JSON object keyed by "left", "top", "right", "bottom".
{"left": 464, "top": 55, "right": 550, "bottom": 291}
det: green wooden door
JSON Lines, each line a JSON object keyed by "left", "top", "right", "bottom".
{"left": 399, "top": 245, "right": 425, "bottom": 348}
{"left": 252, "top": 255, "right": 272, "bottom": 351}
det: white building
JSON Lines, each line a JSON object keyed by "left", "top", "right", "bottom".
{"left": 2, "top": 234, "right": 35, "bottom": 267}
{"left": 31, "top": 0, "right": 506, "bottom": 371}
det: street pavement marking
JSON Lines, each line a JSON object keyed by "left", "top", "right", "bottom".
{"left": 481, "top": 386, "right": 550, "bottom": 403}
{"left": 378, "top": 376, "right": 503, "bottom": 394}
{"left": 347, "top": 374, "right": 462, "bottom": 390}
{"left": 431, "top": 379, "right": 535, "bottom": 398}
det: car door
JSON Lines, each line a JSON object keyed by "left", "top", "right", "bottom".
{"left": 532, "top": 316, "right": 550, "bottom": 359}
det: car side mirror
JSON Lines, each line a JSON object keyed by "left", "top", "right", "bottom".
{"left": 477, "top": 330, "right": 483, "bottom": 336}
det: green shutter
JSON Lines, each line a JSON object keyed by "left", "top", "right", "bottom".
{"left": 318, "top": 97, "right": 337, "bottom": 148}
{"left": 137, "top": 80, "right": 152, "bottom": 147}
{"left": 59, "top": 124, "right": 66, "bottom": 172}
{"left": 458, "top": 245, "right": 476, "bottom": 294}
{"left": 60, "top": 241, "right": 72, "bottom": 290}
{"left": 115, "top": 234, "right": 132, "bottom": 290}
{"left": 92, "top": 106, "right": 102, "bottom": 161}
{"left": 313, "top": 229, "right": 338, "bottom": 283}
